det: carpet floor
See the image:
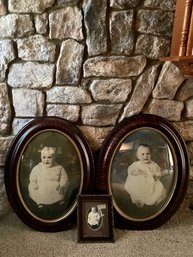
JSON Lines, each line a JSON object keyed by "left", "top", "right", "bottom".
{"left": 1, "top": 194, "right": 193, "bottom": 257}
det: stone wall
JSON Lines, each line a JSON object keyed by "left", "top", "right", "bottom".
{"left": 1, "top": 0, "right": 193, "bottom": 217}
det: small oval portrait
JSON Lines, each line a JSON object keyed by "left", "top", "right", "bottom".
{"left": 87, "top": 206, "right": 103, "bottom": 231}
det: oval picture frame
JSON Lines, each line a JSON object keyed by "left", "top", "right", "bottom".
{"left": 97, "top": 114, "right": 189, "bottom": 230}
{"left": 5, "top": 117, "right": 95, "bottom": 232}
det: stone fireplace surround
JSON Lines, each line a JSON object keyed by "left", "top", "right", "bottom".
{"left": 0, "top": 0, "right": 193, "bottom": 217}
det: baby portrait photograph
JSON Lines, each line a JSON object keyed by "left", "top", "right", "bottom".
{"left": 77, "top": 195, "right": 114, "bottom": 243}
{"left": 18, "top": 130, "right": 82, "bottom": 221}
{"left": 110, "top": 128, "right": 176, "bottom": 221}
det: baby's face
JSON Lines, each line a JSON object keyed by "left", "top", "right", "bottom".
{"left": 91, "top": 207, "right": 97, "bottom": 213}
{"left": 41, "top": 151, "right": 55, "bottom": 168}
{"left": 136, "top": 146, "right": 151, "bottom": 164}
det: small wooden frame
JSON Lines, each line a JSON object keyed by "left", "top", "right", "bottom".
{"left": 161, "top": 0, "right": 193, "bottom": 78}
{"left": 77, "top": 195, "right": 114, "bottom": 243}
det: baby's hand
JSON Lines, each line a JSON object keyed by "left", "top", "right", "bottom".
{"left": 131, "top": 169, "right": 140, "bottom": 176}
{"left": 154, "top": 175, "right": 160, "bottom": 181}
{"left": 162, "top": 169, "right": 169, "bottom": 176}
{"left": 32, "top": 184, "right": 38, "bottom": 191}
{"left": 131, "top": 169, "right": 146, "bottom": 176}
{"left": 139, "top": 169, "right": 148, "bottom": 176}
{"left": 57, "top": 185, "right": 66, "bottom": 194}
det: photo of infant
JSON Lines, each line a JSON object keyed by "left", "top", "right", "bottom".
{"left": 111, "top": 129, "right": 175, "bottom": 220}
{"left": 124, "top": 144, "right": 167, "bottom": 208}
{"left": 19, "top": 131, "right": 81, "bottom": 220}
{"left": 87, "top": 206, "right": 101, "bottom": 230}
{"left": 28, "top": 146, "right": 69, "bottom": 207}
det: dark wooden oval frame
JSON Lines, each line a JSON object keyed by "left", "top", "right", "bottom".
{"left": 96, "top": 114, "right": 189, "bottom": 230}
{"left": 5, "top": 117, "right": 95, "bottom": 232}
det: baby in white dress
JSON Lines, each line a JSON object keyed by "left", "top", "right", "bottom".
{"left": 87, "top": 207, "right": 101, "bottom": 228}
{"left": 28, "top": 146, "right": 68, "bottom": 206}
{"left": 124, "top": 144, "right": 166, "bottom": 207}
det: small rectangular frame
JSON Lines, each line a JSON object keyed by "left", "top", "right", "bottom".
{"left": 77, "top": 194, "right": 114, "bottom": 243}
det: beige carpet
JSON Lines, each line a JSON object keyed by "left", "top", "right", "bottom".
{"left": 1, "top": 196, "right": 193, "bottom": 257}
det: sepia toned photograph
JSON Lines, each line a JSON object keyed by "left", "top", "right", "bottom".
{"left": 87, "top": 206, "right": 103, "bottom": 230}
{"left": 111, "top": 128, "right": 175, "bottom": 221}
{"left": 97, "top": 114, "right": 189, "bottom": 230}
{"left": 77, "top": 195, "right": 114, "bottom": 243}
{"left": 5, "top": 117, "right": 95, "bottom": 232}
{"left": 19, "top": 130, "right": 81, "bottom": 221}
